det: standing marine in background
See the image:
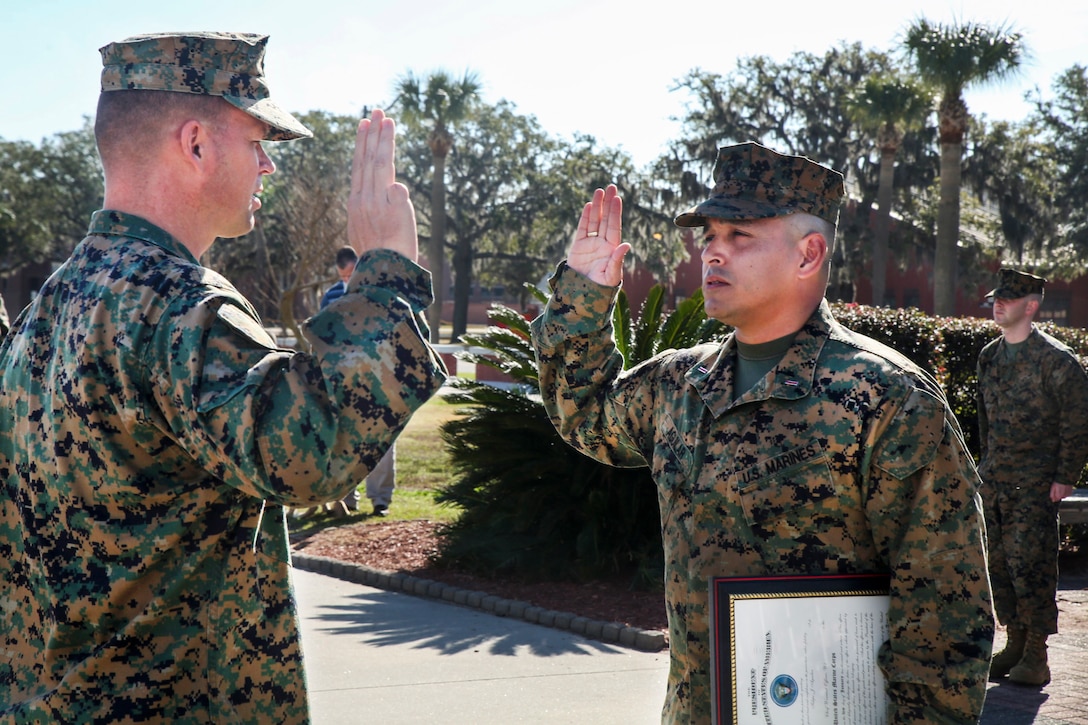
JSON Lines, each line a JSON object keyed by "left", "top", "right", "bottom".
{"left": 977, "top": 268, "right": 1088, "bottom": 686}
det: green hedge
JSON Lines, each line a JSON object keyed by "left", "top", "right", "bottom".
{"left": 831, "top": 302, "right": 1088, "bottom": 465}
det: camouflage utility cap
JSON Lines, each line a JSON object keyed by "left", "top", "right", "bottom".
{"left": 675, "top": 141, "right": 845, "bottom": 227}
{"left": 99, "top": 31, "right": 312, "bottom": 142}
{"left": 986, "top": 268, "right": 1046, "bottom": 300}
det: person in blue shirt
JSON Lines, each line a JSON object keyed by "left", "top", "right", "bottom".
{"left": 320, "top": 246, "right": 359, "bottom": 308}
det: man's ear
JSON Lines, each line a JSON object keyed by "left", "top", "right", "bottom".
{"left": 797, "top": 232, "right": 828, "bottom": 279}
{"left": 178, "top": 119, "right": 208, "bottom": 169}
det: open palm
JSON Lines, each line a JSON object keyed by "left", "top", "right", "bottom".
{"left": 567, "top": 184, "right": 629, "bottom": 287}
{"left": 347, "top": 109, "right": 418, "bottom": 262}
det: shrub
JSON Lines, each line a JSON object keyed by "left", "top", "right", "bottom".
{"left": 434, "top": 285, "right": 723, "bottom": 588}
{"left": 831, "top": 303, "right": 1088, "bottom": 462}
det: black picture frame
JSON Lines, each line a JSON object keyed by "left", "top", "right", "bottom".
{"left": 709, "top": 572, "right": 891, "bottom": 725}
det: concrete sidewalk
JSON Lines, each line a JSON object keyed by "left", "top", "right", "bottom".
{"left": 295, "top": 569, "right": 669, "bottom": 724}
{"left": 297, "top": 565, "right": 1088, "bottom": 724}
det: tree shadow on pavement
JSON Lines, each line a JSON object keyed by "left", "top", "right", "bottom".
{"left": 308, "top": 589, "right": 628, "bottom": 658}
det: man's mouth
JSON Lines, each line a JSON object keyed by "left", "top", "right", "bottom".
{"left": 704, "top": 271, "right": 729, "bottom": 288}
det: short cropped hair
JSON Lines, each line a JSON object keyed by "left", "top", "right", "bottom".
{"left": 335, "top": 246, "right": 359, "bottom": 270}
{"left": 783, "top": 211, "right": 837, "bottom": 278}
{"left": 784, "top": 211, "right": 836, "bottom": 245}
{"left": 95, "top": 90, "right": 230, "bottom": 167}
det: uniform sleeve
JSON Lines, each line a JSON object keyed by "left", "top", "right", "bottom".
{"left": 869, "top": 384, "right": 994, "bottom": 723}
{"left": 144, "top": 248, "right": 447, "bottom": 506}
{"left": 975, "top": 357, "right": 989, "bottom": 465}
{"left": 531, "top": 262, "right": 656, "bottom": 468}
{"left": 1049, "top": 352, "right": 1088, "bottom": 487}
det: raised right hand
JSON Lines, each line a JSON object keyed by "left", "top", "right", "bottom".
{"left": 566, "top": 184, "right": 629, "bottom": 287}
{"left": 347, "top": 109, "right": 418, "bottom": 262}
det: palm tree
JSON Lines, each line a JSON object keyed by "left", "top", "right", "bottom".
{"left": 847, "top": 74, "right": 933, "bottom": 307}
{"left": 903, "top": 18, "right": 1026, "bottom": 316}
{"left": 393, "top": 69, "right": 482, "bottom": 341}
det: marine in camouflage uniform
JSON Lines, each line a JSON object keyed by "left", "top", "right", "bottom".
{"left": 0, "top": 33, "right": 445, "bottom": 723}
{"left": 533, "top": 143, "right": 993, "bottom": 724}
{"left": 976, "top": 268, "right": 1088, "bottom": 686}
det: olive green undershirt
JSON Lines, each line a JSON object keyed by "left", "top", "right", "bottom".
{"left": 1003, "top": 339, "right": 1024, "bottom": 362}
{"left": 735, "top": 332, "right": 797, "bottom": 399}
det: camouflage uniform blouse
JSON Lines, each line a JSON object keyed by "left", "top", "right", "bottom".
{"left": 532, "top": 265, "right": 993, "bottom": 725}
{"left": 0, "top": 211, "right": 446, "bottom": 723}
{"left": 977, "top": 326, "right": 1088, "bottom": 489}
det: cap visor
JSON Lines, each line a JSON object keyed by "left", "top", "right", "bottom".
{"left": 673, "top": 196, "right": 797, "bottom": 228}
{"left": 226, "top": 96, "right": 312, "bottom": 141}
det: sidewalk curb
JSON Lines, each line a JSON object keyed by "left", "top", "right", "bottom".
{"left": 292, "top": 553, "right": 668, "bottom": 653}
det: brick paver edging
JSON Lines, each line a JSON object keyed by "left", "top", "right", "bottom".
{"left": 292, "top": 553, "right": 668, "bottom": 653}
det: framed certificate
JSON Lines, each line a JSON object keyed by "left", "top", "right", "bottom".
{"left": 709, "top": 573, "right": 891, "bottom": 725}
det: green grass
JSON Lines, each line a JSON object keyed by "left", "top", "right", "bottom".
{"left": 289, "top": 396, "right": 465, "bottom": 536}
{"left": 395, "top": 396, "right": 463, "bottom": 495}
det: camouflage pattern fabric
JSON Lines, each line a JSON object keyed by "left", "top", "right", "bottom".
{"left": 0, "top": 210, "right": 446, "bottom": 723}
{"left": 674, "top": 142, "right": 845, "bottom": 228}
{"left": 99, "top": 32, "right": 311, "bottom": 142}
{"left": 984, "top": 268, "right": 1046, "bottom": 301}
{"left": 977, "top": 327, "right": 1088, "bottom": 634}
{"left": 532, "top": 263, "right": 994, "bottom": 725}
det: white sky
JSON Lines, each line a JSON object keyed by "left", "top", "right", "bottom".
{"left": 1, "top": 0, "right": 1084, "bottom": 167}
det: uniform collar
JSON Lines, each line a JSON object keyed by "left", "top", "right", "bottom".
{"left": 993, "top": 325, "right": 1043, "bottom": 357}
{"left": 87, "top": 210, "right": 200, "bottom": 265}
{"left": 685, "top": 299, "right": 833, "bottom": 418}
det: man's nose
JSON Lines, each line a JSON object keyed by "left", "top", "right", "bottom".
{"left": 259, "top": 146, "right": 276, "bottom": 175}
{"left": 701, "top": 242, "right": 722, "bottom": 266}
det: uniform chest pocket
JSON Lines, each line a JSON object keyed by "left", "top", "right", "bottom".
{"left": 735, "top": 441, "right": 836, "bottom": 528}
{"left": 652, "top": 413, "right": 695, "bottom": 486}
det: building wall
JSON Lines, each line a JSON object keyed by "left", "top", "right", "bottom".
{"left": 857, "top": 259, "right": 1088, "bottom": 328}
{"left": 2, "top": 262, "right": 55, "bottom": 320}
